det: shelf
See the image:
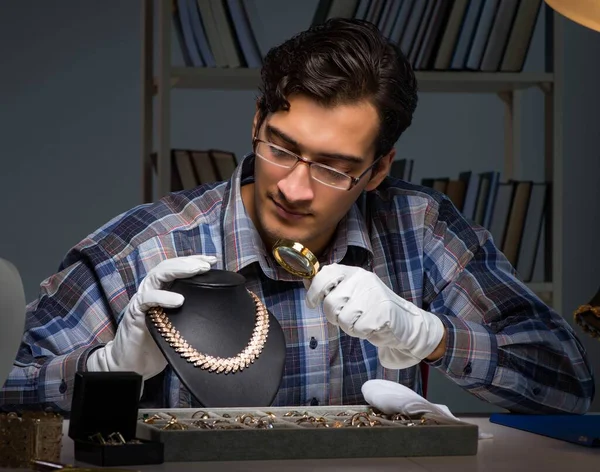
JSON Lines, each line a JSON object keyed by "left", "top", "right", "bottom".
{"left": 156, "top": 68, "right": 554, "bottom": 94}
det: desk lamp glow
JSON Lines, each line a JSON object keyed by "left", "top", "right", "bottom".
{"left": 545, "top": 0, "right": 600, "bottom": 33}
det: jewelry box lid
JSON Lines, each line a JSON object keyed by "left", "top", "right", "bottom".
{"left": 68, "top": 371, "right": 142, "bottom": 442}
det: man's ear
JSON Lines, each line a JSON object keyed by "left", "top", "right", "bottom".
{"left": 251, "top": 103, "right": 261, "bottom": 140}
{"left": 364, "top": 148, "right": 395, "bottom": 191}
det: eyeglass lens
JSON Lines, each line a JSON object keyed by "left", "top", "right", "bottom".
{"left": 255, "top": 141, "right": 352, "bottom": 190}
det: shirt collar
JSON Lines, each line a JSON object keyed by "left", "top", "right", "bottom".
{"left": 222, "top": 153, "right": 374, "bottom": 280}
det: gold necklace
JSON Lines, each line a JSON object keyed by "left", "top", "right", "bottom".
{"left": 147, "top": 290, "right": 270, "bottom": 374}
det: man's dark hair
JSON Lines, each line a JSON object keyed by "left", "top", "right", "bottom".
{"left": 257, "top": 18, "right": 418, "bottom": 160}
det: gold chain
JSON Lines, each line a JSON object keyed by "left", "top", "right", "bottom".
{"left": 147, "top": 290, "right": 270, "bottom": 374}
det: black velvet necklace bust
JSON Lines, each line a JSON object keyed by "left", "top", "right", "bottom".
{"left": 145, "top": 269, "right": 286, "bottom": 407}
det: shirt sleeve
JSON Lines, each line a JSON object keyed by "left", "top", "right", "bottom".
{"left": 0, "top": 245, "right": 126, "bottom": 413}
{"left": 422, "top": 198, "right": 595, "bottom": 414}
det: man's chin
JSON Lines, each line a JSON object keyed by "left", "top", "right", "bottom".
{"left": 262, "top": 226, "right": 312, "bottom": 249}
{"left": 268, "top": 231, "right": 308, "bottom": 246}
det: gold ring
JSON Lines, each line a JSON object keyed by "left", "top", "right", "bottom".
{"left": 107, "top": 431, "right": 127, "bottom": 444}
{"left": 88, "top": 432, "right": 106, "bottom": 445}
{"left": 142, "top": 414, "right": 162, "bottom": 424}
{"left": 236, "top": 414, "right": 255, "bottom": 425}
{"left": 162, "top": 417, "right": 188, "bottom": 430}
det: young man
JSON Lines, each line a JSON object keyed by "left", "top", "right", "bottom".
{"left": 0, "top": 19, "right": 594, "bottom": 414}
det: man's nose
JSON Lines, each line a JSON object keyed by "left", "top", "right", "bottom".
{"left": 277, "top": 161, "right": 315, "bottom": 203}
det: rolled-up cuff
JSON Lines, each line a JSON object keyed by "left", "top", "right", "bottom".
{"left": 425, "top": 314, "right": 498, "bottom": 386}
{"left": 40, "top": 344, "right": 106, "bottom": 412}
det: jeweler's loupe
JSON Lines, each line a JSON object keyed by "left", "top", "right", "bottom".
{"left": 272, "top": 239, "right": 320, "bottom": 279}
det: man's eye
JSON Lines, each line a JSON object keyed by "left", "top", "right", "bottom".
{"left": 320, "top": 162, "right": 351, "bottom": 174}
{"left": 271, "top": 148, "right": 288, "bottom": 157}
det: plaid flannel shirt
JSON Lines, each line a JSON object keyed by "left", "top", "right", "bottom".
{"left": 1, "top": 154, "right": 594, "bottom": 414}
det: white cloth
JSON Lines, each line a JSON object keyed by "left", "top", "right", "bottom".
{"left": 86, "top": 255, "right": 217, "bottom": 380}
{"left": 306, "top": 264, "right": 445, "bottom": 369}
{"left": 362, "top": 379, "right": 494, "bottom": 439}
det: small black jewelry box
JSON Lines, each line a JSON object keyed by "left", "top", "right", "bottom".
{"left": 68, "top": 371, "right": 164, "bottom": 466}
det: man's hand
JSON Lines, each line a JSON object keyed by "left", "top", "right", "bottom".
{"left": 86, "top": 255, "right": 217, "bottom": 380}
{"left": 305, "top": 264, "right": 446, "bottom": 369}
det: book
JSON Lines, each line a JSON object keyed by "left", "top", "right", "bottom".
{"left": 379, "top": 0, "right": 402, "bottom": 38}
{"left": 212, "top": 0, "right": 245, "bottom": 67}
{"left": 488, "top": 181, "right": 515, "bottom": 250}
{"left": 500, "top": 0, "right": 542, "bottom": 71}
{"left": 327, "top": 0, "right": 360, "bottom": 21}
{"left": 480, "top": 0, "right": 521, "bottom": 72}
{"left": 189, "top": 150, "right": 219, "bottom": 184}
{"left": 390, "top": 158, "right": 414, "bottom": 182}
{"left": 445, "top": 179, "right": 467, "bottom": 212}
{"left": 516, "top": 182, "right": 547, "bottom": 282}
{"left": 173, "top": 0, "right": 194, "bottom": 66}
{"left": 353, "top": 0, "right": 371, "bottom": 20}
{"left": 502, "top": 180, "right": 533, "bottom": 267}
{"left": 490, "top": 413, "right": 600, "bottom": 447}
{"left": 241, "top": 0, "right": 271, "bottom": 58}
{"left": 311, "top": 0, "right": 333, "bottom": 25}
{"left": 459, "top": 171, "right": 480, "bottom": 222}
{"left": 176, "top": 0, "right": 205, "bottom": 67}
{"left": 433, "top": 0, "right": 469, "bottom": 70}
{"left": 482, "top": 170, "right": 500, "bottom": 229}
{"left": 151, "top": 152, "right": 184, "bottom": 191}
{"left": 409, "top": 0, "right": 436, "bottom": 66}
{"left": 188, "top": 0, "right": 217, "bottom": 66}
{"left": 450, "top": 0, "right": 485, "bottom": 69}
{"left": 226, "top": 0, "right": 262, "bottom": 68}
{"left": 209, "top": 149, "right": 238, "bottom": 180}
{"left": 389, "top": 0, "right": 415, "bottom": 46}
{"left": 415, "top": 0, "right": 454, "bottom": 70}
{"left": 197, "top": 0, "right": 229, "bottom": 67}
{"left": 473, "top": 171, "right": 492, "bottom": 226}
{"left": 173, "top": 149, "right": 198, "bottom": 189}
{"left": 400, "top": 0, "right": 428, "bottom": 56}
{"left": 465, "top": 0, "right": 500, "bottom": 70}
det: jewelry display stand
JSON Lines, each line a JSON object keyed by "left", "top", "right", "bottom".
{"left": 135, "top": 406, "right": 479, "bottom": 461}
{"left": 145, "top": 269, "right": 286, "bottom": 407}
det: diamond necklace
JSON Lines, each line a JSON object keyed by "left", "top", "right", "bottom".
{"left": 147, "top": 290, "right": 270, "bottom": 374}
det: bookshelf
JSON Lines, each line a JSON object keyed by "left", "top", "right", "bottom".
{"left": 140, "top": 0, "right": 562, "bottom": 310}
{"left": 164, "top": 67, "right": 553, "bottom": 92}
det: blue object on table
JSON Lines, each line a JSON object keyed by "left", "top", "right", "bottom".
{"left": 489, "top": 413, "right": 600, "bottom": 447}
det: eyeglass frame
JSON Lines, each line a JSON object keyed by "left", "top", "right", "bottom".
{"left": 251, "top": 137, "right": 385, "bottom": 191}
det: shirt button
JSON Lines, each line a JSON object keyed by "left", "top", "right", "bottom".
{"left": 463, "top": 363, "right": 472, "bottom": 376}
{"left": 59, "top": 380, "right": 67, "bottom": 394}
{"left": 309, "top": 337, "right": 318, "bottom": 349}
{"left": 310, "top": 397, "right": 319, "bottom": 406}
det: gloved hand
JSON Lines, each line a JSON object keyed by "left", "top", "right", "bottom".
{"left": 305, "top": 264, "right": 445, "bottom": 369}
{"left": 86, "top": 255, "right": 217, "bottom": 380}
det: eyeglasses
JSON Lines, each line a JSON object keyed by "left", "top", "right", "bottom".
{"left": 252, "top": 138, "right": 382, "bottom": 191}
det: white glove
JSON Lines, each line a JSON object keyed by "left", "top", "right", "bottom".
{"left": 305, "top": 264, "right": 445, "bottom": 369}
{"left": 86, "top": 255, "right": 217, "bottom": 380}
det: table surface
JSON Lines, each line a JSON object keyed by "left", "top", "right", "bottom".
{"left": 4, "top": 416, "right": 599, "bottom": 472}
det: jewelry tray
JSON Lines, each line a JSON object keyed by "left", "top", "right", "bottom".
{"left": 136, "top": 405, "right": 478, "bottom": 462}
